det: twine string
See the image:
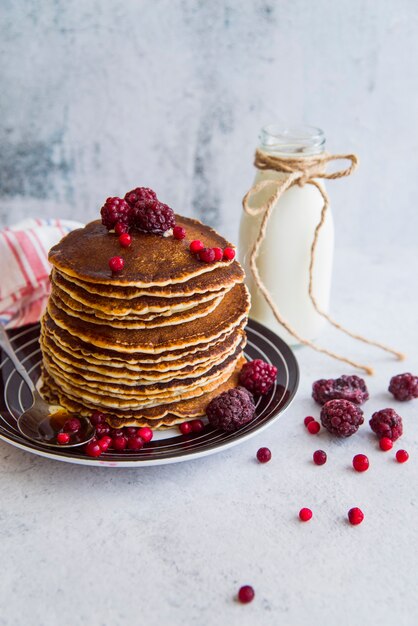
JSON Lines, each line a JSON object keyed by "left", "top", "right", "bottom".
{"left": 242, "top": 149, "right": 405, "bottom": 375}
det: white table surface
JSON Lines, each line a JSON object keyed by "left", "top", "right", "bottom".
{"left": 0, "top": 245, "right": 417, "bottom": 626}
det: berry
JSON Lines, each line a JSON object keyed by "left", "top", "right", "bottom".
{"left": 348, "top": 507, "right": 364, "bottom": 525}
{"left": 179, "top": 422, "right": 192, "bottom": 435}
{"left": 190, "top": 419, "right": 204, "bottom": 433}
{"left": 379, "top": 437, "right": 393, "bottom": 451}
{"left": 223, "top": 247, "right": 236, "bottom": 261}
{"left": 320, "top": 400, "right": 364, "bottom": 437}
{"left": 307, "top": 420, "right": 320, "bottom": 434}
{"left": 112, "top": 436, "right": 127, "bottom": 451}
{"left": 115, "top": 221, "right": 129, "bottom": 235}
{"left": 198, "top": 248, "right": 216, "bottom": 263}
{"left": 127, "top": 435, "right": 144, "bottom": 451}
{"left": 256, "top": 447, "right": 272, "bottom": 463}
{"left": 313, "top": 450, "right": 327, "bottom": 465}
{"left": 63, "top": 417, "right": 81, "bottom": 433}
{"left": 95, "top": 423, "right": 110, "bottom": 437}
{"left": 206, "top": 387, "right": 256, "bottom": 432}
{"left": 119, "top": 233, "right": 132, "bottom": 248}
{"left": 173, "top": 226, "right": 186, "bottom": 240}
{"left": 98, "top": 436, "right": 112, "bottom": 451}
{"left": 138, "top": 427, "right": 153, "bottom": 443}
{"left": 312, "top": 375, "right": 369, "bottom": 405}
{"left": 396, "top": 449, "right": 409, "bottom": 463}
{"left": 124, "top": 427, "right": 138, "bottom": 437}
{"left": 57, "top": 432, "right": 70, "bottom": 444}
{"left": 190, "top": 240, "right": 204, "bottom": 254}
{"left": 239, "top": 359, "right": 277, "bottom": 395}
{"left": 130, "top": 200, "right": 175, "bottom": 234}
{"left": 85, "top": 440, "right": 102, "bottom": 457}
{"left": 389, "top": 373, "right": 418, "bottom": 401}
{"left": 352, "top": 454, "right": 369, "bottom": 472}
{"left": 213, "top": 247, "right": 223, "bottom": 261}
{"left": 369, "top": 408, "right": 403, "bottom": 441}
{"left": 304, "top": 416, "right": 315, "bottom": 427}
{"left": 238, "top": 585, "right": 255, "bottom": 604}
{"left": 100, "top": 197, "right": 131, "bottom": 231}
{"left": 90, "top": 411, "right": 105, "bottom": 426}
{"left": 109, "top": 256, "right": 124, "bottom": 272}
{"left": 124, "top": 187, "right": 157, "bottom": 206}
{"left": 299, "top": 508, "right": 313, "bottom": 522}
{"left": 110, "top": 428, "right": 124, "bottom": 438}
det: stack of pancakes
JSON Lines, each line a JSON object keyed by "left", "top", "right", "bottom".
{"left": 40, "top": 217, "right": 250, "bottom": 428}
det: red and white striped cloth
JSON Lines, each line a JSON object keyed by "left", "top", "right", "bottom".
{"left": 0, "top": 218, "right": 83, "bottom": 329}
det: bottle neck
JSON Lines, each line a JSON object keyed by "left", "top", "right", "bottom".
{"left": 259, "top": 125, "right": 326, "bottom": 157}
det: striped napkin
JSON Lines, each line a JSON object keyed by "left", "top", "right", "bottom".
{"left": 0, "top": 218, "right": 83, "bottom": 329}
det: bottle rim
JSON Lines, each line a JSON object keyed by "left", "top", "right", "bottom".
{"left": 259, "top": 125, "right": 325, "bottom": 155}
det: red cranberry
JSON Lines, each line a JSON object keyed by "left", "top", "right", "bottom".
{"left": 98, "top": 436, "right": 112, "bottom": 451}
{"left": 352, "top": 454, "right": 369, "bottom": 472}
{"left": 115, "top": 221, "right": 129, "bottom": 235}
{"left": 313, "top": 450, "right": 327, "bottom": 465}
{"left": 190, "top": 240, "right": 204, "bottom": 254}
{"left": 238, "top": 585, "right": 255, "bottom": 604}
{"left": 179, "top": 422, "right": 192, "bottom": 435}
{"left": 173, "top": 226, "right": 186, "bottom": 240}
{"left": 124, "top": 427, "right": 138, "bottom": 437}
{"left": 304, "top": 416, "right": 315, "bottom": 427}
{"left": 307, "top": 420, "right": 320, "bottom": 434}
{"left": 299, "top": 508, "right": 313, "bottom": 522}
{"left": 348, "top": 507, "right": 364, "bottom": 525}
{"left": 198, "top": 248, "right": 216, "bottom": 263}
{"left": 138, "top": 427, "right": 153, "bottom": 443}
{"left": 396, "top": 449, "right": 409, "bottom": 463}
{"left": 190, "top": 419, "right": 204, "bottom": 433}
{"left": 57, "top": 432, "right": 70, "bottom": 445}
{"left": 85, "top": 441, "right": 102, "bottom": 457}
{"left": 213, "top": 247, "right": 223, "bottom": 261}
{"left": 90, "top": 411, "right": 105, "bottom": 426}
{"left": 256, "top": 447, "right": 272, "bottom": 463}
{"left": 112, "top": 436, "right": 127, "bottom": 451}
{"left": 119, "top": 233, "right": 132, "bottom": 248}
{"left": 95, "top": 423, "right": 110, "bottom": 437}
{"left": 110, "top": 428, "right": 124, "bottom": 438}
{"left": 223, "top": 247, "right": 236, "bottom": 261}
{"left": 109, "top": 256, "right": 124, "bottom": 272}
{"left": 63, "top": 417, "right": 81, "bottom": 433}
{"left": 379, "top": 437, "right": 393, "bottom": 451}
{"left": 127, "top": 435, "right": 144, "bottom": 451}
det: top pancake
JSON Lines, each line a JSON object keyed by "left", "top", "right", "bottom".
{"left": 48, "top": 216, "right": 235, "bottom": 287}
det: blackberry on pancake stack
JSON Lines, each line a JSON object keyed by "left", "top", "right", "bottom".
{"left": 40, "top": 189, "right": 250, "bottom": 429}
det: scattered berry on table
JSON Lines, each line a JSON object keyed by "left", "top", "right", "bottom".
{"left": 198, "top": 248, "right": 216, "bottom": 263}
{"left": 320, "top": 399, "right": 364, "bottom": 437}
{"left": 173, "top": 225, "right": 186, "bottom": 240}
{"left": 85, "top": 440, "right": 102, "bottom": 457}
{"left": 348, "top": 507, "right": 364, "bottom": 525}
{"left": 307, "top": 420, "right": 321, "bottom": 435}
{"left": 352, "top": 454, "right": 369, "bottom": 472}
{"left": 313, "top": 450, "right": 327, "bottom": 465}
{"left": 379, "top": 437, "right": 393, "bottom": 451}
{"left": 119, "top": 233, "right": 132, "bottom": 248}
{"left": 190, "top": 419, "right": 204, "bottom": 433}
{"left": 238, "top": 585, "right": 255, "bottom": 604}
{"left": 239, "top": 359, "right": 278, "bottom": 395}
{"left": 212, "top": 247, "right": 223, "bottom": 261}
{"left": 179, "top": 422, "right": 193, "bottom": 435}
{"left": 304, "top": 416, "right": 315, "bottom": 427}
{"left": 190, "top": 240, "right": 204, "bottom": 254}
{"left": 299, "top": 508, "right": 313, "bottom": 522}
{"left": 138, "top": 427, "right": 153, "bottom": 443}
{"left": 396, "top": 449, "right": 409, "bottom": 463}
{"left": 57, "top": 432, "right": 70, "bottom": 445}
{"left": 63, "top": 417, "right": 81, "bottom": 433}
{"left": 312, "top": 375, "right": 369, "bottom": 405}
{"left": 111, "top": 436, "right": 128, "bottom": 451}
{"left": 101, "top": 197, "right": 131, "bottom": 230}
{"left": 206, "top": 388, "right": 256, "bottom": 432}
{"left": 130, "top": 201, "right": 175, "bottom": 234}
{"left": 388, "top": 373, "right": 418, "bottom": 401}
{"left": 369, "top": 408, "right": 403, "bottom": 441}
{"left": 257, "top": 447, "right": 272, "bottom": 463}
{"left": 223, "top": 247, "right": 236, "bottom": 261}
{"left": 124, "top": 187, "right": 157, "bottom": 206}
{"left": 109, "top": 256, "right": 125, "bottom": 272}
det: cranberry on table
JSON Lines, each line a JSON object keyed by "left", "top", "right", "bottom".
{"left": 63, "top": 417, "right": 81, "bottom": 433}
{"left": 307, "top": 420, "right": 320, "bottom": 435}
{"left": 313, "top": 450, "right": 327, "bottom": 465}
{"left": 57, "top": 432, "right": 70, "bottom": 445}
{"left": 348, "top": 507, "right": 364, "bottom": 525}
{"left": 85, "top": 440, "right": 103, "bottom": 457}
{"left": 304, "top": 416, "right": 315, "bottom": 427}
{"left": 396, "top": 449, "right": 409, "bottom": 463}
{"left": 237, "top": 585, "right": 255, "bottom": 604}
{"left": 256, "top": 447, "right": 272, "bottom": 463}
{"left": 109, "top": 256, "right": 125, "bottom": 272}
{"left": 369, "top": 408, "right": 403, "bottom": 441}
{"left": 119, "top": 233, "right": 132, "bottom": 248}
{"left": 138, "top": 427, "right": 153, "bottom": 443}
{"left": 379, "top": 437, "right": 393, "bottom": 451}
{"left": 299, "top": 508, "right": 313, "bottom": 522}
{"left": 352, "top": 454, "right": 369, "bottom": 472}
{"left": 173, "top": 226, "right": 186, "bottom": 240}
{"left": 223, "top": 247, "right": 236, "bottom": 261}
{"left": 388, "top": 372, "right": 418, "bottom": 401}
{"left": 190, "top": 240, "right": 204, "bottom": 253}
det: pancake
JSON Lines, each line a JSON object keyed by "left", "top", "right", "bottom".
{"left": 48, "top": 217, "right": 236, "bottom": 287}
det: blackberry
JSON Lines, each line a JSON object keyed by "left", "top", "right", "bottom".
{"left": 130, "top": 200, "right": 175, "bottom": 234}
{"left": 206, "top": 387, "right": 255, "bottom": 432}
{"left": 124, "top": 187, "right": 157, "bottom": 206}
{"left": 320, "top": 399, "right": 364, "bottom": 437}
{"left": 100, "top": 197, "right": 131, "bottom": 230}
{"left": 239, "top": 359, "right": 278, "bottom": 396}
{"left": 312, "top": 375, "right": 369, "bottom": 405}
{"left": 369, "top": 408, "right": 403, "bottom": 441}
{"left": 388, "top": 373, "right": 418, "bottom": 401}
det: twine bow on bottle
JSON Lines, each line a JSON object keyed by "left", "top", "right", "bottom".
{"left": 242, "top": 149, "right": 405, "bottom": 375}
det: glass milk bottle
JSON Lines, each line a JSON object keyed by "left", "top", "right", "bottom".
{"left": 239, "top": 125, "right": 334, "bottom": 345}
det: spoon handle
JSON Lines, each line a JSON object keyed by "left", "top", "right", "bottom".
{"left": 0, "top": 325, "right": 36, "bottom": 392}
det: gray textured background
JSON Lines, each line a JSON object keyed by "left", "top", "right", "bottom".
{"left": 1, "top": 0, "right": 418, "bottom": 247}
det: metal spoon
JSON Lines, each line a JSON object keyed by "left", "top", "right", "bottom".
{"left": 0, "top": 325, "right": 95, "bottom": 448}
